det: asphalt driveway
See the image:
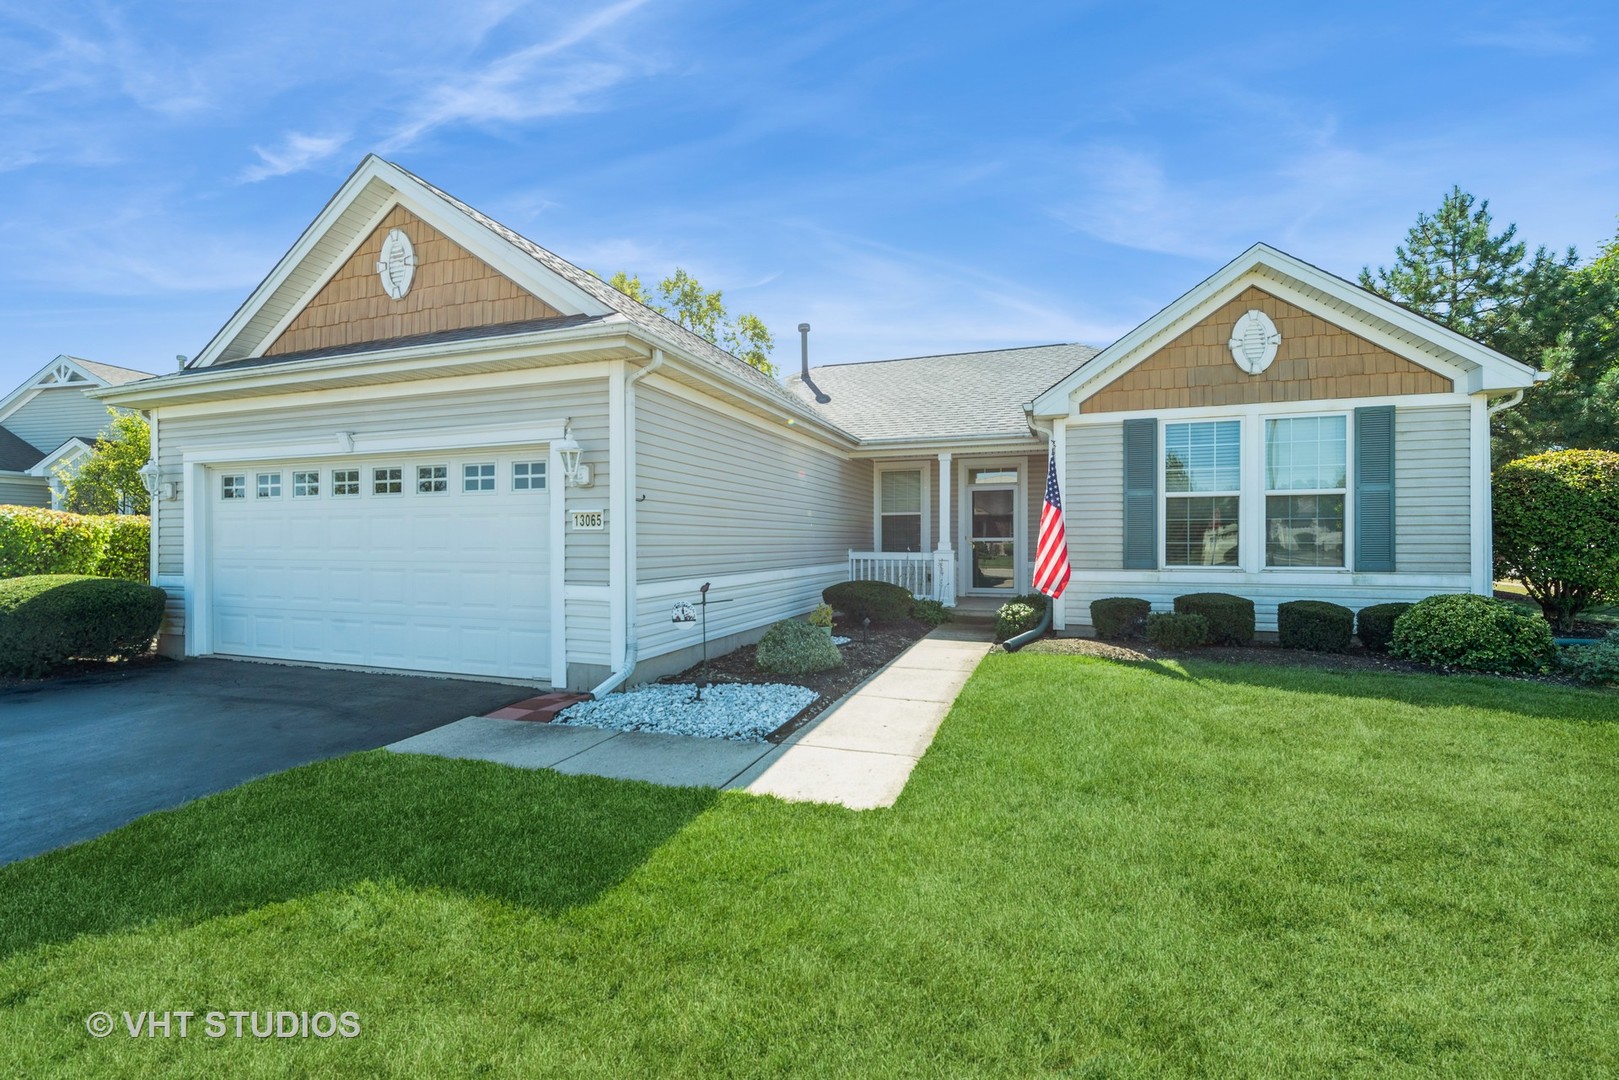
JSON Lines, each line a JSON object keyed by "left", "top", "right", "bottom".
{"left": 0, "top": 658, "right": 538, "bottom": 865}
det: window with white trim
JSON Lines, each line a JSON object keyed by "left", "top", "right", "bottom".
{"left": 878, "top": 469, "right": 923, "bottom": 552}
{"left": 373, "top": 467, "right": 402, "bottom": 495}
{"left": 333, "top": 468, "right": 360, "bottom": 496}
{"left": 1265, "top": 415, "right": 1347, "bottom": 567}
{"left": 256, "top": 472, "right": 282, "bottom": 499}
{"left": 463, "top": 463, "right": 495, "bottom": 492}
{"left": 416, "top": 464, "right": 448, "bottom": 494}
{"left": 221, "top": 474, "right": 246, "bottom": 500}
{"left": 292, "top": 470, "right": 320, "bottom": 498}
{"left": 513, "top": 461, "right": 546, "bottom": 491}
{"left": 1163, "top": 420, "right": 1240, "bottom": 567}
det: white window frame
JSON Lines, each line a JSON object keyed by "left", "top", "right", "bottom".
{"left": 220, "top": 474, "right": 246, "bottom": 500}
{"left": 332, "top": 468, "right": 360, "bottom": 497}
{"left": 463, "top": 462, "right": 496, "bottom": 493}
{"left": 372, "top": 466, "right": 403, "bottom": 496}
{"left": 512, "top": 460, "right": 546, "bottom": 491}
{"left": 1263, "top": 411, "right": 1353, "bottom": 570}
{"left": 872, "top": 462, "right": 931, "bottom": 553}
{"left": 416, "top": 464, "right": 449, "bottom": 494}
{"left": 1160, "top": 418, "right": 1242, "bottom": 571}
{"left": 255, "top": 471, "right": 282, "bottom": 499}
{"left": 292, "top": 470, "right": 320, "bottom": 498}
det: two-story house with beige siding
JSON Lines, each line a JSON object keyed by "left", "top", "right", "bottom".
{"left": 99, "top": 156, "right": 1538, "bottom": 692}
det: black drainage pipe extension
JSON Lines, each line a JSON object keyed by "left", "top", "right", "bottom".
{"left": 1001, "top": 603, "right": 1052, "bottom": 653}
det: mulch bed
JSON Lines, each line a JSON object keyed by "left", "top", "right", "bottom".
{"left": 659, "top": 616, "right": 936, "bottom": 742}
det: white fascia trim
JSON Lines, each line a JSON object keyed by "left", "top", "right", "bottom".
{"left": 24, "top": 437, "right": 95, "bottom": 476}
{"left": 1063, "top": 391, "right": 1467, "bottom": 425}
{"left": 1029, "top": 243, "right": 1536, "bottom": 416}
{"left": 0, "top": 355, "right": 108, "bottom": 425}
{"left": 1064, "top": 568, "right": 1474, "bottom": 588}
{"left": 181, "top": 424, "right": 564, "bottom": 466}
{"left": 851, "top": 435, "right": 1045, "bottom": 458}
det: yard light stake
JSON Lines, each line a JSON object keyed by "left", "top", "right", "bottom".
{"left": 688, "top": 582, "right": 732, "bottom": 704}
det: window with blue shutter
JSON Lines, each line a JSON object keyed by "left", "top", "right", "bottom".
{"left": 1354, "top": 405, "right": 1396, "bottom": 571}
{"left": 1122, "top": 418, "right": 1157, "bottom": 569}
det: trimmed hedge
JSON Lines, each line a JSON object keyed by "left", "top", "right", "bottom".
{"left": 0, "top": 505, "right": 149, "bottom": 582}
{"left": 1173, "top": 592, "right": 1255, "bottom": 646}
{"left": 755, "top": 618, "right": 843, "bottom": 676}
{"left": 1091, "top": 597, "right": 1150, "bottom": 641}
{"left": 0, "top": 574, "right": 167, "bottom": 677}
{"left": 910, "top": 599, "right": 952, "bottom": 627}
{"left": 1390, "top": 593, "right": 1554, "bottom": 674}
{"left": 1356, "top": 602, "right": 1413, "bottom": 653}
{"left": 1146, "top": 612, "right": 1209, "bottom": 648}
{"left": 995, "top": 593, "right": 1048, "bottom": 642}
{"left": 1277, "top": 600, "right": 1353, "bottom": 652}
{"left": 823, "top": 579, "right": 914, "bottom": 624}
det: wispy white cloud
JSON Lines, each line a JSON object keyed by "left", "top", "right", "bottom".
{"left": 1463, "top": 21, "right": 1591, "bottom": 56}
{"left": 240, "top": 132, "right": 349, "bottom": 182}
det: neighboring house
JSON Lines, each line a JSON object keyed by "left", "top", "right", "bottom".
{"left": 98, "top": 156, "right": 1538, "bottom": 690}
{"left": 0, "top": 355, "right": 153, "bottom": 507}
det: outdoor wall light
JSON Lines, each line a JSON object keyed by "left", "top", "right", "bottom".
{"left": 556, "top": 428, "right": 592, "bottom": 488}
{"left": 137, "top": 460, "right": 176, "bottom": 501}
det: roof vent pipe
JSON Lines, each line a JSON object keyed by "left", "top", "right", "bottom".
{"left": 798, "top": 322, "right": 830, "bottom": 404}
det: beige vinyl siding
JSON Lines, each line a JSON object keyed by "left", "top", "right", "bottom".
{"left": 1065, "top": 421, "right": 1123, "bottom": 570}
{"left": 635, "top": 380, "right": 868, "bottom": 580}
{"left": 3, "top": 388, "right": 115, "bottom": 452}
{"left": 0, "top": 476, "right": 50, "bottom": 506}
{"left": 153, "top": 375, "right": 609, "bottom": 644}
{"left": 1395, "top": 404, "right": 1471, "bottom": 574}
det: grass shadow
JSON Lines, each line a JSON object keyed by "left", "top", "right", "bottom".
{"left": 0, "top": 750, "right": 716, "bottom": 961}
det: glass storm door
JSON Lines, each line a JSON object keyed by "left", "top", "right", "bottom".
{"left": 967, "top": 484, "right": 1017, "bottom": 592}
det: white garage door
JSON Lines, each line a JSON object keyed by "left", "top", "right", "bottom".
{"left": 208, "top": 449, "right": 551, "bottom": 680}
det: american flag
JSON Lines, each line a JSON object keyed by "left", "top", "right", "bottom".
{"left": 1032, "top": 447, "right": 1070, "bottom": 599}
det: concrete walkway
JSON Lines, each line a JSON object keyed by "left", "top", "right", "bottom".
{"left": 386, "top": 623, "right": 994, "bottom": 810}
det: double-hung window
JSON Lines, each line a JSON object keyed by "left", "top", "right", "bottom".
{"left": 1163, "top": 420, "right": 1241, "bottom": 567}
{"left": 1265, "top": 416, "right": 1347, "bottom": 567}
{"left": 878, "top": 469, "right": 923, "bottom": 552}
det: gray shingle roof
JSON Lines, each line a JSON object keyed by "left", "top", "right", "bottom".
{"left": 207, "top": 314, "right": 605, "bottom": 370}
{"left": 73, "top": 358, "right": 153, "bottom": 385}
{"left": 784, "top": 343, "right": 1101, "bottom": 442}
{"left": 0, "top": 425, "right": 45, "bottom": 472}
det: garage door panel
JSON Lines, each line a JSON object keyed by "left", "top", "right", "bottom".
{"left": 208, "top": 452, "right": 551, "bottom": 680}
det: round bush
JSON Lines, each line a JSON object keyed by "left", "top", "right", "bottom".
{"left": 1493, "top": 449, "right": 1619, "bottom": 632}
{"left": 755, "top": 618, "right": 843, "bottom": 676}
{"left": 1091, "top": 597, "right": 1150, "bottom": 641}
{"left": 1277, "top": 600, "right": 1353, "bottom": 652}
{"left": 0, "top": 574, "right": 167, "bottom": 678}
{"left": 1559, "top": 629, "right": 1619, "bottom": 686}
{"left": 822, "top": 579, "right": 914, "bottom": 624}
{"left": 1390, "top": 593, "right": 1554, "bottom": 674}
{"left": 1356, "top": 602, "right": 1413, "bottom": 653}
{"left": 910, "top": 598, "right": 952, "bottom": 627}
{"left": 995, "top": 594, "right": 1048, "bottom": 642}
{"left": 1172, "top": 592, "right": 1254, "bottom": 645}
{"left": 1146, "top": 612, "right": 1209, "bottom": 648}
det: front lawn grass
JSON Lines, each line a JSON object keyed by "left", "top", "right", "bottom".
{"left": 2, "top": 654, "right": 1615, "bottom": 1077}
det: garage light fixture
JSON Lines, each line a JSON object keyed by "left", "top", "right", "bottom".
{"left": 138, "top": 459, "right": 176, "bottom": 501}
{"left": 556, "top": 426, "right": 591, "bottom": 488}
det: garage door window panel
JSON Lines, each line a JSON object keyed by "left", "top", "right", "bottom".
{"left": 221, "top": 474, "right": 246, "bottom": 500}
{"left": 333, "top": 469, "right": 360, "bottom": 496}
{"left": 464, "top": 463, "right": 496, "bottom": 493}
{"left": 373, "top": 467, "right": 403, "bottom": 495}
{"left": 292, "top": 471, "right": 320, "bottom": 498}
{"left": 513, "top": 461, "right": 546, "bottom": 491}
{"left": 417, "top": 465, "right": 448, "bottom": 494}
{"left": 256, "top": 472, "right": 282, "bottom": 499}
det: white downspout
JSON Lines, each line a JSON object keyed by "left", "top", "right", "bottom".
{"left": 1487, "top": 389, "right": 1524, "bottom": 416}
{"left": 590, "top": 348, "right": 664, "bottom": 698}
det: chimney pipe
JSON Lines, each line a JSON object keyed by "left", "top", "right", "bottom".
{"left": 798, "top": 322, "right": 830, "bottom": 404}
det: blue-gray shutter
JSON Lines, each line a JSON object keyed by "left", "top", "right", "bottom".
{"left": 1355, "top": 405, "right": 1396, "bottom": 572}
{"left": 1122, "top": 418, "right": 1157, "bottom": 569}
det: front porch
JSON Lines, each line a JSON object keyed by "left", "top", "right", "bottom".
{"left": 845, "top": 446, "right": 1047, "bottom": 610}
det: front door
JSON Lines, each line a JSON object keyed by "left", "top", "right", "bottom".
{"left": 963, "top": 465, "right": 1021, "bottom": 593}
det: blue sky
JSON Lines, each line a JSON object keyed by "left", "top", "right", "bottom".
{"left": 1, "top": 1, "right": 1616, "bottom": 387}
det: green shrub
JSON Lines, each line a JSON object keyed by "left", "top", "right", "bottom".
{"left": 1145, "top": 612, "right": 1209, "bottom": 648}
{"left": 807, "top": 603, "right": 834, "bottom": 628}
{"left": 1277, "top": 600, "right": 1353, "bottom": 652}
{"left": 0, "top": 574, "right": 167, "bottom": 678}
{"left": 910, "top": 598, "right": 952, "bottom": 627}
{"left": 1356, "top": 602, "right": 1413, "bottom": 653}
{"left": 995, "top": 594, "right": 1048, "bottom": 642}
{"left": 1493, "top": 449, "right": 1619, "bottom": 632}
{"left": 822, "top": 579, "right": 914, "bottom": 624}
{"left": 0, "top": 505, "right": 150, "bottom": 582}
{"left": 1090, "top": 597, "right": 1150, "bottom": 641}
{"left": 1390, "top": 593, "right": 1554, "bottom": 674}
{"left": 1172, "top": 592, "right": 1254, "bottom": 646}
{"left": 1559, "top": 630, "right": 1619, "bottom": 686}
{"left": 755, "top": 618, "right": 843, "bottom": 676}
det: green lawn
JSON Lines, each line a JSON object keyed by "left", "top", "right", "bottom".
{"left": 2, "top": 655, "right": 1617, "bottom": 1078}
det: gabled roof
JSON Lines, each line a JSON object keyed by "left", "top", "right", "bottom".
{"left": 787, "top": 344, "right": 1100, "bottom": 443}
{"left": 0, "top": 425, "right": 45, "bottom": 472}
{"left": 24, "top": 436, "right": 98, "bottom": 477}
{"left": 74, "top": 359, "right": 154, "bottom": 386}
{"left": 0, "top": 354, "right": 153, "bottom": 427}
{"left": 1029, "top": 243, "right": 1540, "bottom": 416}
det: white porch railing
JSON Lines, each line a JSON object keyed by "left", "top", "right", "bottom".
{"left": 847, "top": 550, "right": 957, "bottom": 607}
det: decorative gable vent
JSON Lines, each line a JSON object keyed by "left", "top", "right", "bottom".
{"left": 1228, "top": 310, "right": 1282, "bottom": 375}
{"left": 375, "top": 227, "right": 418, "bottom": 300}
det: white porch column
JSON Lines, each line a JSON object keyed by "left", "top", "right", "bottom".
{"left": 936, "top": 452, "right": 953, "bottom": 552}
{"left": 936, "top": 452, "right": 955, "bottom": 606}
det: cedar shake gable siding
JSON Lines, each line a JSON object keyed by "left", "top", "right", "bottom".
{"left": 265, "top": 205, "right": 564, "bottom": 356}
{"left": 1080, "top": 286, "right": 1453, "bottom": 414}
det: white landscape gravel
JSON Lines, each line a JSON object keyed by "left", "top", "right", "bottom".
{"left": 554, "top": 682, "right": 819, "bottom": 742}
